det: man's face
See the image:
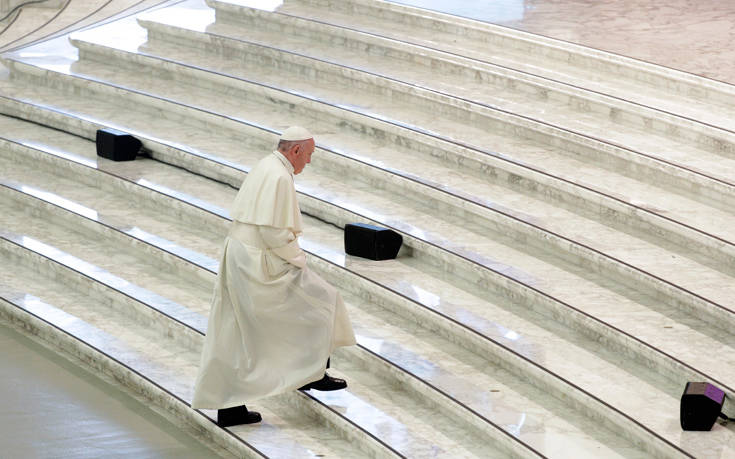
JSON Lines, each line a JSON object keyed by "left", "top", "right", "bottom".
{"left": 291, "top": 139, "right": 314, "bottom": 175}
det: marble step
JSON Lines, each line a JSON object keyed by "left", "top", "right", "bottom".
{"left": 203, "top": 0, "right": 735, "bottom": 179}
{"left": 0, "top": 5, "right": 59, "bottom": 53}
{"left": 0, "top": 0, "right": 171, "bottom": 53}
{"left": 71, "top": 10, "right": 735, "bottom": 288}
{"left": 0, "top": 212, "right": 513, "bottom": 458}
{"left": 0, "top": 140, "right": 545, "bottom": 457}
{"left": 11, "top": 16, "right": 735, "bottom": 260}
{"left": 267, "top": 0, "right": 735, "bottom": 133}
{"left": 0, "top": 259, "right": 376, "bottom": 459}
{"left": 4, "top": 49, "right": 735, "bottom": 398}
{"left": 6, "top": 36, "right": 735, "bottom": 362}
{"left": 131, "top": 5, "right": 735, "bottom": 217}
{"left": 93, "top": 16, "right": 735, "bottom": 308}
{"left": 126, "top": 10, "right": 732, "bottom": 248}
{"left": 0, "top": 291, "right": 261, "bottom": 459}
{"left": 0, "top": 119, "right": 721, "bottom": 457}
{"left": 2, "top": 64, "right": 735, "bottom": 414}
{"left": 0, "top": 160, "right": 682, "bottom": 459}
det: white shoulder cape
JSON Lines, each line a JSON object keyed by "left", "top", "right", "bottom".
{"left": 229, "top": 151, "right": 303, "bottom": 233}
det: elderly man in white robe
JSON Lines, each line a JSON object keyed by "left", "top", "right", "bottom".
{"left": 191, "top": 126, "right": 356, "bottom": 427}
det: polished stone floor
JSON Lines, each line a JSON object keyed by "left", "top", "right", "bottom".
{"left": 0, "top": 320, "right": 223, "bottom": 458}
{"left": 0, "top": 0, "right": 735, "bottom": 457}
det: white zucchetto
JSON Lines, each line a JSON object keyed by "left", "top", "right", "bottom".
{"left": 279, "top": 126, "right": 313, "bottom": 142}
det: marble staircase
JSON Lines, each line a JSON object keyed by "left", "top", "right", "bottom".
{"left": 1, "top": 0, "right": 734, "bottom": 457}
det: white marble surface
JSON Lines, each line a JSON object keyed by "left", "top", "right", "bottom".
{"left": 5, "top": 15, "right": 729, "bottom": 398}
{"left": 0, "top": 0, "right": 173, "bottom": 53}
{"left": 205, "top": 0, "right": 735, "bottom": 162}
{"left": 0, "top": 236, "right": 385, "bottom": 458}
{"left": 0, "top": 315, "right": 224, "bottom": 459}
{"left": 283, "top": 0, "right": 735, "bottom": 132}
{"left": 0, "top": 63, "right": 732, "bottom": 458}
{"left": 101, "top": 7, "right": 735, "bottom": 263}
{"left": 0, "top": 113, "right": 717, "bottom": 457}
{"left": 3, "top": 1, "right": 735, "bottom": 457}
{"left": 0, "top": 114, "right": 619, "bottom": 457}
{"left": 0, "top": 119, "right": 541, "bottom": 456}
{"left": 0, "top": 203, "right": 644, "bottom": 458}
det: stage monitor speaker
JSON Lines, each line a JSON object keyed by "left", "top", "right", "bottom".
{"left": 681, "top": 382, "right": 725, "bottom": 431}
{"left": 96, "top": 128, "right": 142, "bottom": 161}
{"left": 344, "top": 223, "right": 402, "bottom": 261}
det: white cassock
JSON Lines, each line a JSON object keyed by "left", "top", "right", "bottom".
{"left": 191, "top": 150, "right": 356, "bottom": 409}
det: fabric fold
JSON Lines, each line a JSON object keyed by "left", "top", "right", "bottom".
{"left": 191, "top": 150, "right": 355, "bottom": 410}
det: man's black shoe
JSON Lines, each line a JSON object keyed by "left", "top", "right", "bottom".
{"left": 299, "top": 373, "right": 347, "bottom": 391}
{"left": 217, "top": 405, "right": 262, "bottom": 427}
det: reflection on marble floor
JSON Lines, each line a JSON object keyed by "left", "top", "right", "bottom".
{"left": 0, "top": 318, "right": 221, "bottom": 458}
{"left": 2, "top": 0, "right": 735, "bottom": 458}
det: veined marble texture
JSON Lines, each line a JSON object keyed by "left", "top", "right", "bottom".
{"left": 4, "top": 16, "right": 735, "bottom": 389}
{"left": 9, "top": 22, "right": 735, "bottom": 243}
{"left": 67, "top": 14, "right": 735, "bottom": 334}
{"left": 2, "top": 64, "right": 732, "bottom": 398}
{"left": 7, "top": 23, "right": 735, "bottom": 298}
{"left": 1, "top": 19, "right": 735, "bottom": 424}
{"left": 0, "top": 0, "right": 174, "bottom": 53}
{"left": 126, "top": 8, "right": 735, "bottom": 214}
{"left": 0, "top": 201, "right": 531, "bottom": 457}
{"left": 282, "top": 0, "right": 735, "bottom": 131}
{"left": 490, "top": 0, "right": 735, "bottom": 86}
{"left": 44, "top": 9, "right": 735, "bottom": 198}
{"left": 0, "top": 117, "right": 543, "bottom": 457}
{"left": 0, "top": 197, "right": 661, "bottom": 458}
{"left": 203, "top": 0, "right": 735, "bottom": 164}
{"left": 0, "top": 113, "right": 725, "bottom": 457}
{"left": 54, "top": 10, "right": 735, "bottom": 255}
{"left": 3, "top": 0, "right": 735, "bottom": 457}
{"left": 0, "top": 231, "right": 403, "bottom": 457}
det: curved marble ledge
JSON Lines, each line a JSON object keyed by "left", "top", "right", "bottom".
{"left": 0, "top": 239, "right": 524, "bottom": 458}
{"left": 289, "top": 0, "right": 735, "bottom": 132}
{"left": 1, "top": 158, "right": 688, "bottom": 458}
{"left": 66, "top": 24, "right": 735, "bottom": 270}
{"left": 0, "top": 292, "right": 269, "bottom": 459}
{"left": 5, "top": 46, "right": 735, "bottom": 388}
{"left": 0, "top": 134, "right": 718, "bottom": 457}
{"left": 14, "top": 19, "right": 735, "bottom": 224}
{"left": 0, "top": 165, "right": 622, "bottom": 457}
{"left": 5, "top": 55, "right": 735, "bottom": 341}
{"left": 335, "top": 344, "right": 548, "bottom": 459}
{"left": 0, "top": 199, "right": 528, "bottom": 459}
{"left": 0, "top": 0, "right": 174, "bottom": 54}
{"left": 0, "top": 118, "right": 232, "bottom": 226}
{"left": 202, "top": 0, "right": 735, "bottom": 159}
{"left": 0, "top": 151, "right": 529, "bottom": 456}
{"left": 3, "top": 97, "right": 735, "bottom": 421}
{"left": 0, "top": 179, "right": 220, "bottom": 279}
{"left": 130, "top": 9, "right": 735, "bottom": 212}
{"left": 0, "top": 231, "right": 208, "bottom": 337}
{"left": 0, "top": 138, "right": 555, "bottom": 457}
{"left": 0, "top": 230, "right": 431, "bottom": 458}
{"left": 2, "top": 6, "right": 732, "bottom": 456}
{"left": 0, "top": 0, "right": 72, "bottom": 53}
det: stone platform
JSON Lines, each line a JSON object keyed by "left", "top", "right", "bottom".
{"left": 1, "top": 0, "right": 734, "bottom": 457}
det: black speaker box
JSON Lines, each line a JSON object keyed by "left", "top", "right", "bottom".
{"left": 344, "top": 223, "right": 402, "bottom": 261}
{"left": 96, "top": 128, "right": 142, "bottom": 161}
{"left": 680, "top": 382, "right": 725, "bottom": 431}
